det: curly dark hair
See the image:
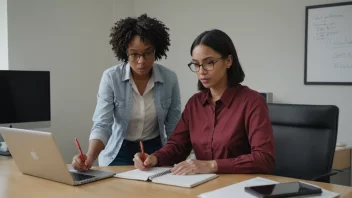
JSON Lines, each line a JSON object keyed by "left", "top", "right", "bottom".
{"left": 109, "top": 14, "right": 170, "bottom": 62}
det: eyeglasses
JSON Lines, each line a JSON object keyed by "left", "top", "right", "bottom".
{"left": 187, "top": 57, "right": 222, "bottom": 72}
{"left": 127, "top": 50, "right": 155, "bottom": 62}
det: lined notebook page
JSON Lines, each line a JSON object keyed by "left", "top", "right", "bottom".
{"left": 114, "top": 167, "right": 171, "bottom": 181}
{"left": 151, "top": 173, "right": 218, "bottom": 188}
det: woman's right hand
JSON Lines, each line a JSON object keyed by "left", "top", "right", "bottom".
{"left": 72, "top": 154, "right": 96, "bottom": 171}
{"left": 133, "top": 152, "right": 158, "bottom": 171}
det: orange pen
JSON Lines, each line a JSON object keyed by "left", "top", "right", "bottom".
{"left": 75, "top": 138, "right": 85, "bottom": 163}
{"left": 139, "top": 141, "right": 146, "bottom": 162}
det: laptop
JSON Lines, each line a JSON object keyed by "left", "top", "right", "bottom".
{"left": 0, "top": 127, "right": 115, "bottom": 185}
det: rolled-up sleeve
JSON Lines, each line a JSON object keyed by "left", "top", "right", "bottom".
{"left": 89, "top": 71, "right": 115, "bottom": 146}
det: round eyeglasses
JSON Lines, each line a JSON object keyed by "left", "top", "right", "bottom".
{"left": 127, "top": 50, "right": 155, "bottom": 62}
{"left": 187, "top": 57, "right": 222, "bottom": 72}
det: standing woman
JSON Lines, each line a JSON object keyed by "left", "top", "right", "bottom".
{"left": 72, "top": 14, "right": 181, "bottom": 169}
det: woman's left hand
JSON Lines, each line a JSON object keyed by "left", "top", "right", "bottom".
{"left": 171, "top": 159, "right": 218, "bottom": 175}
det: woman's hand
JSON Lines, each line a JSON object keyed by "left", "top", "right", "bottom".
{"left": 171, "top": 159, "right": 218, "bottom": 175}
{"left": 72, "top": 154, "right": 96, "bottom": 171}
{"left": 133, "top": 152, "right": 158, "bottom": 171}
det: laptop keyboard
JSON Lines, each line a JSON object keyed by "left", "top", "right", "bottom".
{"left": 71, "top": 172, "right": 95, "bottom": 181}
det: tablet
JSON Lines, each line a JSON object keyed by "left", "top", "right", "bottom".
{"left": 244, "top": 181, "right": 322, "bottom": 198}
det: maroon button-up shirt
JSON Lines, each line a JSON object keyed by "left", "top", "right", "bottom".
{"left": 153, "top": 85, "right": 275, "bottom": 174}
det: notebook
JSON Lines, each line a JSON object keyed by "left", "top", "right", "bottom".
{"left": 114, "top": 167, "right": 218, "bottom": 188}
{"left": 197, "top": 177, "right": 340, "bottom": 198}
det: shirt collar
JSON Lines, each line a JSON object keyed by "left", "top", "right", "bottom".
{"left": 121, "top": 62, "right": 130, "bottom": 82}
{"left": 152, "top": 64, "right": 163, "bottom": 83}
{"left": 121, "top": 62, "right": 163, "bottom": 83}
{"left": 202, "top": 85, "right": 241, "bottom": 107}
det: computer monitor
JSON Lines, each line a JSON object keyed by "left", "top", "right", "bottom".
{"left": 0, "top": 70, "right": 51, "bottom": 130}
{"left": 259, "top": 92, "right": 273, "bottom": 103}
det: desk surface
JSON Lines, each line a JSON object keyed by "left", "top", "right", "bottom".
{"left": 1, "top": 156, "right": 352, "bottom": 198}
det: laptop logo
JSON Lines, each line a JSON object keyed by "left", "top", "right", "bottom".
{"left": 30, "top": 149, "right": 39, "bottom": 160}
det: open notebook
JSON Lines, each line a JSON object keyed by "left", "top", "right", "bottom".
{"left": 114, "top": 167, "right": 218, "bottom": 188}
{"left": 198, "top": 177, "right": 339, "bottom": 198}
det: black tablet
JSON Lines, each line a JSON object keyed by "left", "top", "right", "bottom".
{"left": 244, "top": 181, "right": 323, "bottom": 198}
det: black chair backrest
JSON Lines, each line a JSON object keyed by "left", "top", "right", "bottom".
{"left": 267, "top": 103, "right": 339, "bottom": 181}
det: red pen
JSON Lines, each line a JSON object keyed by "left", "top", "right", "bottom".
{"left": 139, "top": 141, "right": 145, "bottom": 162}
{"left": 75, "top": 138, "right": 85, "bottom": 163}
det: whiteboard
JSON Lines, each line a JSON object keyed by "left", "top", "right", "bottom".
{"left": 305, "top": 2, "right": 352, "bottom": 85}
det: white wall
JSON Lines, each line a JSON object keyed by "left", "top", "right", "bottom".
{"left": 0, "top": 0, "right": 8, "bottom": 70}
{"left": 133, "top": 0, "right": 352, "bottom": 144}
{"left": 7, "top": 0, "right": 133, "bottom": 162}
{"left": 6, "top": 0, "right": 352, "bottom": 163}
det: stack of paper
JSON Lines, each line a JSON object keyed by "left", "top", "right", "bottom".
{"left": 197, "top": 177, "right": 339, "bottom": 198}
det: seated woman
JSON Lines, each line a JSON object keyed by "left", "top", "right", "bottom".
{"left": 134, "top": 29, "right": 275, "bottom": 175}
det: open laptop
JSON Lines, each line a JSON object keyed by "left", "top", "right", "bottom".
{"left": 0, "top": 127, "right": 115, "bottom": 185}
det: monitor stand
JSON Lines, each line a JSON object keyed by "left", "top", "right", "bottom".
{"left": 0, "top": 125, "right": 11, "bottom": 156}
{"left": 0, "top": 142, "right": 11, "bottom": 156}
{"left": 0, "top": 150, "right": 11, "bottom": 156}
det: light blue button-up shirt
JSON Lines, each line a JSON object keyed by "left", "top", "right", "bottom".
{"left": 89, "top": 62, "right": 181, "bottom": 166}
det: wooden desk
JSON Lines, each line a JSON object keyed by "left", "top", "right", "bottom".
{"left": 1, "top": 156, "right": 352, "bottom": 198}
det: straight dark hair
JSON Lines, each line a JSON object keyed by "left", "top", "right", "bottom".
{"left": 190, "top": 29, "right": 245, "bottom": 91}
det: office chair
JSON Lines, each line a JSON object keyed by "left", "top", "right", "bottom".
{"left": 267, "top": 103, "right": 339, "bottom": 183}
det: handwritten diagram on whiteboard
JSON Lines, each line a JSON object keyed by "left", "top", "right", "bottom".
{"left": 305, "top": 2, "right": 352, "bottom": 85}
